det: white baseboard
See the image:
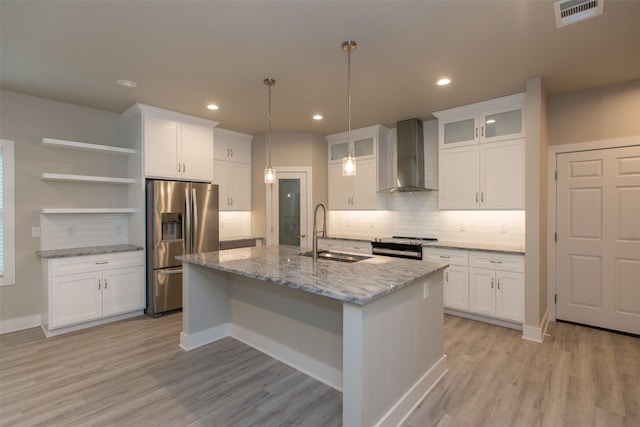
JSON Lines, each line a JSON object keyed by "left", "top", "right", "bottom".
{"left": 179, "top": 322, "right": 230, "bottom": 351}
{"left": 376, "top": 355, "right": 448, "bottom": 427}
{"left": 0, "top": 314, "right": 41, "bottom": 335}
{"left": 42, "top": 311, "right": 143, "bottom": 337}
{"left": 444, "top": 308, "right": 523, "bottom": 331}
{"left": 522, "top": 309, "right": 549, "bottom": 343}
{"left": 230, "top": 324, "right": 343, "bottom": 392}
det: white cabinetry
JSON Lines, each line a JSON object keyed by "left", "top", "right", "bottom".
{"left": 121, "top": 104, "right": 218, "bottom": 182}
{"left": 143, "top": 110, "right": 215, "bottom": 181}
{"left": 434, "top": 93, "right": 525, "bottom": 210}
{"left": 423, "top": 248, "right": 469, "bottom": 311}
{"left": 469, "top": 251, "right": 524, "bottom": 323}
{"left": 327, "top": 125, "right": 390, "bottom": 210}
{"left": 42, "top": 251, "right": 145, "bottom": 336}
{"left": 424, "top": 247, "right": 524, "bottom": 325}
{"left": 213, "top": 128, "right": 252, "bottom": 211}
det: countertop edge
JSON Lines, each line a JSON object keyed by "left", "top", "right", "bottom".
{"left": 37, "top": 244, "right": 144, "bottom": 259}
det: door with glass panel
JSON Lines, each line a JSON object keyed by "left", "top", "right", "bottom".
{"left": 273, "top": 172, "right": 308, "bottom": 248}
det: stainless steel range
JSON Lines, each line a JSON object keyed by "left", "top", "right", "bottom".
{"left": 371, "top": 236, "right": 438, "bottom": 260}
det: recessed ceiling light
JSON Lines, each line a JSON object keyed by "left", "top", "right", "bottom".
{"left": 207, "top": 104, "right": 219, "bottom": 110}
{"left": 313, "top": 114, "right": 323, "bottom": 120}
{"left": 436, "top": 78, "right": 451, "bottom": 86}
{"left": 117, "top": 79, "right": 137, "bottom": 88}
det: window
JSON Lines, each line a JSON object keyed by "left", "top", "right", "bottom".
{"left": 0, "top": 139, "right": 15, "bottom": 286}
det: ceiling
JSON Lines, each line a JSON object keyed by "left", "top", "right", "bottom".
{"left": 1, "top": 0, "right": 639, "bottom": 135}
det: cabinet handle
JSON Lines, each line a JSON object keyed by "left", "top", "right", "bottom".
{"left": 481, "top": 126, "right": 484, "bottom": 137}
{"left": 439, "top": 255, "right": 450, "bottom": 259}
{"left": 183, "top": 163, "right": 186, "bottom": 172}
{"left": 476, "top": 193, "right": 479, "bottom": 203}
{"left": 98, "top": 279, "right": 101, "bottom": 290}
{"left": 481, "top": 192, "right": 484, "bottom": 203}
{"left": 491, "top": 278, "right": 494, "bottom": 289}
{"left": 227, "top": 148, "right": 230, "bottom": 157}
{"left": 104, "top": 278, "right": 108, "bottom": 289}
{"left": 177, "top": 162, "right": 181, "bottom": 173}
{"left": 489, "top": 260, "right": 503, "bottom": 264}
{"left": 95, "top": 261, "right": 109, "bottom": 265}
{"left": 230, "top": 198, "right": 233, "bottom": 206}
{"left": 230, "top": 148, "right": 233, "bottom": 157}
{"left": 475, "top": 127, "right": 478, "bottom": 138}
{"left": 445, "top": 271, "right": 449, "bottom": 282}
{"left": 497, "top": 278, "right": 500, "bottom": 290}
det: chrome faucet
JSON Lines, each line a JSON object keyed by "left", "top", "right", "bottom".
{"left": 312, "top": 203, "right": 327, "bottom": 260}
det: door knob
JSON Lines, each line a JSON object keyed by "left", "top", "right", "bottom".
{"left": 300, "top": 234, "right": 306, "bottom": 238}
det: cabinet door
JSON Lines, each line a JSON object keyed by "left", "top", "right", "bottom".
{"left": 444, "top": 265, "right": 469, "bottom": 311}
{"left": 329, "top": 142, "right": 349, "bottom": 163}
{"left": 51, "top": 272, "right": 103, "bottom": 328}
{"left": 439, "top": 145, "right": 479, "bottom": 209}
{"left": 352, "top": 158, "right": 377, "bottom": 209}
{"left": 480, "top": 139, "right": 525, "bottom": 209}
{"left": 102, "top": 266, "right": 145, "bottom": 317}
{"left": 439, "top": 114, "right": 478, "bottom": 149}
{"left": 230, "top": 163, "right": 251, "bottom": 210}
{"left": 328, "top": 163, "right": 353, "bottom": 209}
{"left": 214, "top": 161, "right": 232, "bottom": 210}
{"left": 495, "top": 271, "right": 524, "bottom": 322}
{"left": 480, "top": 105, "right": 524, "bottom": 144}
{"left": 144, "top": 115, "right": 180, "bottom": 179}
{"left": 181, "top": 123, "right": 213, "bottom": 182}
{"left": 469, "top": 267, "right": 496, "bottom": 317}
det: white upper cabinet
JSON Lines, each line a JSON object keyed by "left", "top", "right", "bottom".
{"left": 434, "top": 93, "right": 525, "bottom": 149}
{"left": 213, "top": 128, "right": 252, "bottom": 211}
{"left": 326, "top": 125, "right": 390, "bottom": 210}
{"left": 132, "top": 105, "right": 217, "bottom": 182}
{"left": 434, "top": 93, "right": 526, "bottom": 210}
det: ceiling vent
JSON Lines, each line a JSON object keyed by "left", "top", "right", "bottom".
{"left": 554, "top": 0, "right": 604, "bottom": 28}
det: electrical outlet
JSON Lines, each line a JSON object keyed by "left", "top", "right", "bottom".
{"left": 67, "top": 225, "right": 75, "bottom": 236}
{"left": 31, "top": 227, "right": 40, "bottom": 237}
{"left": 459, "top": 223, "right": 465, "bottom": 231}
{"left": 115, "top": 224, "right": 123, "bottom": 234}
{"left": 423, "top": 282, "right": 429, "bottom": 300}
{"left": 501, "top": 224, "right": 507, "bottom": 233}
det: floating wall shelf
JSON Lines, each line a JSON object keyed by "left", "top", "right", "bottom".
{"left": 41, "top": 208, "right": 137, "bottom": 214}
{"left": 41, "top": 137, "right": 135, "bottom": 155}
{"left": 41, "top": 173, "right": 135, "bottom": 184}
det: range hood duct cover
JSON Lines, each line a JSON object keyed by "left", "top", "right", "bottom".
{"left": 380, "top": 118, "right": 437, "bottom": 193}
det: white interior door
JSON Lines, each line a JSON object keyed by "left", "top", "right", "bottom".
{"left": 271, "top": 171, "right": 309, "bottom": 249}
{"left": 556, "top": 145, "right": 640, "bottom": 335}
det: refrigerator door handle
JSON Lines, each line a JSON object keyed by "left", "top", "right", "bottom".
{"left": 192, "top": 188, "right": 198, "bottom": 253}
{"left": 185, "top": 187, "right": 192, "bottom": 254}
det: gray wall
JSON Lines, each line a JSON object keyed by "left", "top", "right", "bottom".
{"left": 251, "top": 132, "right": 328, "bottom": 242}
{"left": 0, "top": 90, "right": 124, "bottom": 323}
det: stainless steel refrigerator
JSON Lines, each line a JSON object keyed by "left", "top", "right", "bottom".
{"left": 145, "top": 180, "right": 219, "bottom": 316}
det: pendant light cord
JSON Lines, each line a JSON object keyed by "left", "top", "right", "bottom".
{"left": 347, "top": 44, "right": 352, "bottom": 156}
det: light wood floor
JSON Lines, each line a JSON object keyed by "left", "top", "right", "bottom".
{"left": 1, "top": 314, "right": 638, "bottom": 427}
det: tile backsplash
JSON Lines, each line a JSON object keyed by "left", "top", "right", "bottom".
{"left": 40, "top": 214, "right": 129, "bottom": 250}
{"left": 219, "top": 211, "right": 252, "bottom": 239}
{"left": 328, "top": 191, "right": 525, "bottom": 246}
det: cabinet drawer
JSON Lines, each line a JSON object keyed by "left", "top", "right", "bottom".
{"left": 469, "top": 252, "right": 524, "bottom": 273}
{"left": 423, "top": 248, "right": 469, "bottom": 266}
{"left": 342, "top": 241, "right": 372, "bottom": 255}
{"left": 51, "top": 251, "right": 144, "bottom": 276}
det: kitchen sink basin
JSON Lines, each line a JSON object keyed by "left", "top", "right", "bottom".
{"left": 298, "top": 250, "right": 372, "bottom": 263}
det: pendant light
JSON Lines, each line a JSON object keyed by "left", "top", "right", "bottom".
{"left": 342, "top": 40, "right": 357, "bottom": 176}
{"left": 264, "top": 78, "right": 276, "bottom": 184}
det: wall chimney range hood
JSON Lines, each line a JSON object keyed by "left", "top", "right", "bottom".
{"left": 380, "top": 118, "right": 438, "bottom": 193}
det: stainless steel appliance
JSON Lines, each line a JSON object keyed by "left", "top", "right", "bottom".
{"left": 371, "top": 236, "right": 438, "bottom": 260}
{"left": 146, "top": 179, "right": 219, "bottom": 316}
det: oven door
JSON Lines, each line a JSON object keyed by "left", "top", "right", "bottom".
{"left": 371, "top": 242, "right": 422, "bottom": 260}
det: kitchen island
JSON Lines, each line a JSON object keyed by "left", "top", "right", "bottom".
{"left": 177, "top": 245, "right": 448, "bottom": 427}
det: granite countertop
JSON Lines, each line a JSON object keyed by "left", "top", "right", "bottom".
{"left": 220, "top": 236, "right": 264, "bottom": 243}
{"left": 177, "top": 245, "right": 447, "bottom": 306}
{"left": 37, "top": 244, "right": 143, "bottom": 259}
{"left": 421, "top": 241, "right": 525, "bottom": 255}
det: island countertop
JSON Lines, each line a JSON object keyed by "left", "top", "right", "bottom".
{"left": 177, "top": 245, "right": 447, "bottom": 305}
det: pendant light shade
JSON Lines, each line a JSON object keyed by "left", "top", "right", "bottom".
{"left": 342, "top": 40, "right": 357, "bottom": 176}
{"left": 264, "top": 78, "right": 276, "bottom": 184}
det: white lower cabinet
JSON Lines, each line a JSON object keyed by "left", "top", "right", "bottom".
{"left": 424, "top": 247, "right": 524, "bottom": 325}
{"left": 43, "top": 251, "right": 144, "bottom": 335}
{"left": 423, "top": 248, "right": 469, "bottom": 311}
{"left": 469, "top": 252, "right": 524, "bottom": 323}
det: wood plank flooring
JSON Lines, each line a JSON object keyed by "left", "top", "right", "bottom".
{"left": 1, "top": 314, "right": 638, "bottom": 426}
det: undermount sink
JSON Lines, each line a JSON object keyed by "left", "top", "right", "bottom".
{"left": 298, "top": 250, "right": 372, "bottom": 263}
